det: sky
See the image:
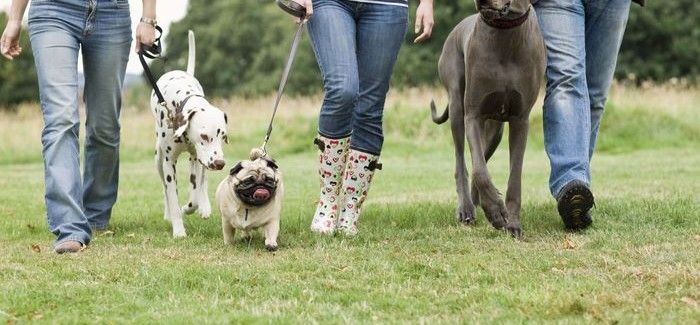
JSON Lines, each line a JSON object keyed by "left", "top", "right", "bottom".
{"left": 0, "top": 0, "right": 189, "bottom": 73}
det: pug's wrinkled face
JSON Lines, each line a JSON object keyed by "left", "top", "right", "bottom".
{"left": 229, "top": 157, "right": 280, "bottom": 206}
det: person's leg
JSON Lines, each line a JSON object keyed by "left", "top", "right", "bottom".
{"left": 585, "top": 0, "right": 631, "bottom": 161}
{"left": 307, "top": 0, "right": 359, "bottom": 140}
{"left": 533, "top": 0, "right": 590, "bottom": 197}
{"left": 80, "top": 1, "right": 132, "bottom": 230}
{"left": 351, "top": 3, "right": 408, "bottom": 155}
{"left": 336, "top": 3, "right": 407, "bottom": 235}
{"left": 28, "top": 8, "right": 90, "bottom": 249}
{"left": 306, "top": 0, "right": 358, "bottom": 233}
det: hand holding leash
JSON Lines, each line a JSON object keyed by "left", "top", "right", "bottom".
{"left": 138, "top": 25, "right": 167, "bottom": 115}
{"left": 277, "top": 0, "right": 312, "bottom": 22}
{"left": 135, "top": 17, "right": 158, "bottom": 53}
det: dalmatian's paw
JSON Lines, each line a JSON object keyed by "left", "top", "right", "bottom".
{"left": 198, "top": 203, "right": 212, "bottom": 219}
{"left": 181, "top": 202, "right": 198, "bottom": 215}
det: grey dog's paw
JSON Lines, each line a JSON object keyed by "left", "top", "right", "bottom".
{"left": 456, "top": 204, "right": 477, "bottom": 225}
{"left": 482, "top": 202, "right": 508, "bottom": 230}
{"left": 506, "top": 223, "right": 523, "bottom": 240}
{"left": 265, "top": 244, "right": 278, "bottom": 252}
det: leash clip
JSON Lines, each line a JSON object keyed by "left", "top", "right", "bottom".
{"left": 259, "top": 141, "right": 269, "bottom": 158}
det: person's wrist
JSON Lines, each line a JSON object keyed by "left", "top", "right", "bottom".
{"left": 139, "top": 17, "right": 157, "bottom": 27}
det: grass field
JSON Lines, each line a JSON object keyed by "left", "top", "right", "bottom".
{"left": 0, "top": 85, "right": 698, "bottom": 323}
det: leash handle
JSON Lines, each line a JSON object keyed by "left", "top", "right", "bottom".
{"left": 276, "top": 0, "right": 307, "bottom": 18}
{"left": 138, "top": 26, "right": 166, "bottom": 105}
{"left": 138, "top": 25, "right": 164, "bottom": 59}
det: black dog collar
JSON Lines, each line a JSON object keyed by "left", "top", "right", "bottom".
{"left": 482, "top": 8, "right": 531, "bottom": 29}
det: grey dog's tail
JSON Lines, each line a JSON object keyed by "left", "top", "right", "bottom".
{"left": 430, "top": 99, "right": 449, "bottom": 124}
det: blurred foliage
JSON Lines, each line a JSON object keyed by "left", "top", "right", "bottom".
{"left": 617, "top": 0, "right": 700, "bottom": 83}
{"left": 0, "top": 13, "right": 39, "bottom": 109}
{"left": 156, "top": 0, "right": 478, "bottom": 96}
{"left": 153, "top": 0, "right": 322, "bottom": 97}
{"left": 0, "top": 1, "right": 698, "bottom": 109}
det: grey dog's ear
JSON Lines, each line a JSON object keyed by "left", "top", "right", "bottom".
{"left": 229, "top": 162, "right": 243, "bottom": 176}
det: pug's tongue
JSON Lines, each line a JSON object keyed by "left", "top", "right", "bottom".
{"left": 253, "top": 188, "right": 271, "bottom": 201}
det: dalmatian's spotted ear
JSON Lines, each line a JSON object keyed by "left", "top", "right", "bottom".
{"left": 174, "top": 110, "right": 196, "bottom": 138}
{"left": 229, "top": 162, "right": 244, "bottom": 176}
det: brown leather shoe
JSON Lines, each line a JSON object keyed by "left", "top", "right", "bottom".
{"left": 54, "top": 240, "right": 84, "bottom": 254}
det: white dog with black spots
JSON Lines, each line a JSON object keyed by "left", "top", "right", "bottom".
{"left": 151, "top": 30, "right": 229, "bottom": 238}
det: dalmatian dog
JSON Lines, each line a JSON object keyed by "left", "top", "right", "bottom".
{"left": 151, "top": 30, "right": 229, "bottom": 238}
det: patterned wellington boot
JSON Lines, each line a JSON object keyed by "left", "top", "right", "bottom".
{"left": 337, "top": 149, "right": 381, "bottom": 236}
{"left": 310, "top": 135, "right": 350, "bottom": 234}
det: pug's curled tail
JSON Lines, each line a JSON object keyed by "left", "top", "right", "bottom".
{"left": 430, "top": 99, "right": 449, "bottom": 124}
{"left": 250, "top": 147, "right": 266, "bottom": 160}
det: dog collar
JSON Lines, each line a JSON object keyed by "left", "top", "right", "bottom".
{"left": 481, "top": 7, "right": 530, "bottom": 29}
{"left": 177, "top": 94, "right": 204, "bottom": 110}
{"left": 168, "top": 94, "right": 204, "bottom": 130}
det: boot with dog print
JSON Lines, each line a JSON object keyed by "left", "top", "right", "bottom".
{"left": 337, "top": 149, "right": 381, "bottom": 236}
{"left": 310, "top": 135, "right": 350, "bottom": 234}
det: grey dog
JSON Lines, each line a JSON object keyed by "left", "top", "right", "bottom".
{"left": 431, "top": 0, "right": 545, "bottom": 238}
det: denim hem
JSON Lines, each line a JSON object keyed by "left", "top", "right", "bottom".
{"left": 349, "top": 146, "right": 380, "bottom": 156}
{"left": 318, "top": 130, "right": 352, "bottom": 140}
{"left": 54, "top": 235, "right": 89, "bottom": 249}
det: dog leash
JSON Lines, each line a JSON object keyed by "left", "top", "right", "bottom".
{"left": 138, "top": 26, "right": 173, "bottom": 121}
{"left": 259, "top": 0, "right": 308, "bottom": 156}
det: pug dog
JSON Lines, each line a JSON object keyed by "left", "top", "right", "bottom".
{"left": 216, "top": 148, "right": 284, "bottom": 251}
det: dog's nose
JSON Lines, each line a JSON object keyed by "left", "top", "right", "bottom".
{"left": 211, "top": 159, "right": 226, "bottom": 170}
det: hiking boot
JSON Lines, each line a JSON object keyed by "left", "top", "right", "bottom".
{"left": 557, "top": 180, "right": 594, "bottom": 230}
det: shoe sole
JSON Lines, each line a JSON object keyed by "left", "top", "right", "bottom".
{"left": 557, "top": 184, "right": 594, "bottom": 230}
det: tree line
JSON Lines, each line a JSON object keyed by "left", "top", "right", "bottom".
{"left": 1, "top": 0, "right": 697, "bottom": 107}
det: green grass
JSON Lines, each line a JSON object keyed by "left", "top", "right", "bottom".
{"left": 1, "top": 86, "right": 699, "bottom": 323}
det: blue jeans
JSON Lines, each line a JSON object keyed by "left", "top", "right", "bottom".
{"left": 28, "top": 0, "right": 131, "bottom": 247}
{"left": 534, "top": 0, "right": 631, "bottom": 197}
{"left": 307, "top": 0, "right": 408, "bottom": 155}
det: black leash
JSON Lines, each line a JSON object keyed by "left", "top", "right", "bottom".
{"left": 138, "top": 26, "right": 171, "bottom": 118}
{"left": 260, "top": 0, "right": 308, "bottom": 156}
